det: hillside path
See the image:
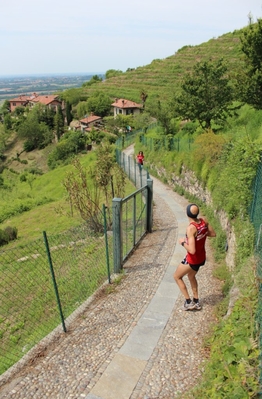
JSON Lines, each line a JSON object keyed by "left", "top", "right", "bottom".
{"left": 0, "top": 145, "right": 222, "bottom": 399}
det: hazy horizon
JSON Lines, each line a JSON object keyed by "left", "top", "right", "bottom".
{"left": 2, "top": 0, "right": 261, "bottom": 77}
{"left": 0, "top": 72, "right": 105, "bottom": 79}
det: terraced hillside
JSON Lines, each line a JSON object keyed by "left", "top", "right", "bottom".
{"left": 78, "top": 29, "right": 245, "bottom": 105}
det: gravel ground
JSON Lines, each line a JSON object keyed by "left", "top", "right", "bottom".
{"left": 0, "top": 176, "right": 223, "bottom": 399}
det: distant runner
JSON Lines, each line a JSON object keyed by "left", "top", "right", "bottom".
{"left": 136, "top": 151, "right": 144, "bottom": 171}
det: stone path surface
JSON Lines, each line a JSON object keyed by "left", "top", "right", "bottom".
{"left": 0, "top": 151, "right": 222, "bottom": 399}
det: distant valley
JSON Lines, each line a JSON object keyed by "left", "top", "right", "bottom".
{"left": 0, "top": 73, "right": 105, "bottom": 103}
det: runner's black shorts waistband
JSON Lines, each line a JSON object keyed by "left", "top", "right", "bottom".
{"left": 181, "top": 257, "right": 206, "bottom": 272}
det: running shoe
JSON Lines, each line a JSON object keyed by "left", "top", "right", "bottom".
{"left": 183, "top": 300, "right": 195, "bottom": 310}
{"left": 193, "top": 302, "right": 202, "bottom": 310}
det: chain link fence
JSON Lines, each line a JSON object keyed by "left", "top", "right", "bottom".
{"left": 114, "top": 148, "right": 153, "bottom": 269}
{"left": 0, "top": 219, "right": 113, "bottom": 376}
{"left": 249, "top": 158, "right": 262, "bottom": 394}
{"left": 0, "top": 146, "right": 153, "bottom": 378}
{"left": 115, "top": 148, "right": 149, "bottom": 189}
{"left": 139, "top": 134, "right": 194, "bottom": 152}
{"left": 115, "top": 128, "right": 194, "bottom": 154}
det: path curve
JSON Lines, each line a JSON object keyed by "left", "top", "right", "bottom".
{"left": 0, "top": 146, "right": 222, "bottom": 399}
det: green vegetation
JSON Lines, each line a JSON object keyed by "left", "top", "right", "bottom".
{"left": 134, "top": 102, "right": 261, "bottom": 397}
{"left": 66, "top": 29, "right": 245, "bottom": 108}
{"left": 0, "top": 149, "right": 134, "bottom": 244}
{"left": 173, "top": 58, "right": 234, "bottom": 129}
{"left": 0, "top": 225, "right": 113, "bottom": 374}
{"left": 0, "top": 17, "right": 262, "bottom": 396}
{"left": 240, "top": 18, "right": 262, "bottom": 109}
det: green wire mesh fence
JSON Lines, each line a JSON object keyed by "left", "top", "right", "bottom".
{"left": 115, "top": 148, "right": 149, "bottom": 189}
{"left": 139, "top": 135, "right": 194, "bottom": 152}
{"left": 121, "top": 186, "right": 148, "bottom": 263}
{"left": 249, "top": 158, "right": 262, "bottom": 395}
{"left": 0, "top": 221, "right": 113, "bottom": 375}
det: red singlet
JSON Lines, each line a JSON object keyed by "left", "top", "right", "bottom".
{"left": 186, "top": 218, "right": 208, "bottom": 265}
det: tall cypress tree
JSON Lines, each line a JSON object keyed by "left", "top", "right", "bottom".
{"left": 54, "top": 106, "right": 64, "bottom": 141}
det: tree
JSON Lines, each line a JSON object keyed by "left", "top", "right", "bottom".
{"left": 93, "top": 144, "right": 124, "bottom": 207}
{"left": 65, "top": 102, "right": 73, "bottom": 126}
{"left": 54, "top": 106, "right": 64, "bottom": 141}
{"left": 17, "top": 112, "right": 52, "bottom": 150}
{"left": 63, "top": 158, "right": 104, "bottom": 232}
{"left": 104, "top": 114, "right": 134, "bottom": 135}
{"left": 153, "top": 100, "right": 173, "bottom": 134}
{"left": 174, "top": 59, "right": 233, "bottom": 130}
{"left": 140, "top": 89, "right": 148, "bottom": 109}
{"left": 133, "top": 111, "right": 152, "bottom": 132}
{"left": 105, "top": 69, "right": 123, "bottom": 79}
{"left": 0, "top": 100, "right": 10, "bottom": 116}
{"left": 33, "top": 103, "right": 55, "bottom": 129}
{"left": 240, "top": 18, "right": 262, "bottom": 109}
{"left": 76, "top": 101, "right": 89, "bottom": 119}
{"left": 47, "top": 131, "right": 86, "bottom": 169}
{"left": 3, "top": 113, "right": 12, "bottom": 131}
{"left": 62, "top": 150, "right": 125, "bottom": 232}
{"left": 82, "top": 75, "right": 103, "bottom": 87}
{"left": 0, "top": 123, "right": 9, "bottom": 157}
{"left": 60, "top": 88, "right": 86, "bottom": 107}
{"left": 87, "top": 91, "right": 112, "bottom": 117}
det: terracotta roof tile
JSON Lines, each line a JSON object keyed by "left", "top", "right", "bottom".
{"left": 9, "top": 95, "right": 31, "bottom": 102}
{"left": 30, "top": 95, "right": 60, "bottom": 106}
{"left": 111, "top": 98, "right": 143, "bottom": 109}
{"left": 80, "top": 115, "right": 102, "bottom": 123}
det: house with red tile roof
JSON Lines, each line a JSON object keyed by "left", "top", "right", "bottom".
{"left": 9, "top": 95, "right": 32, "bottom": 113}
{"left": 28, "top": 94, "right": 63, "bottom": 112}
{"left": 9, "top": 93, "right": 63, "bottom": 113}
{"left": 111, "top": 98, "right": 143, "bottom": 117}
{"left": 79, "top": 114, "right": 103, "bottom": 132}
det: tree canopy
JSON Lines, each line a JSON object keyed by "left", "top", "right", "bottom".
{"left": 17, "top": 107, "right": 53, "bottom": 151}
{"left": 86, "top": 91, "right": 112, "bottom": 117}
{"left": 105, "top": 69, "right": 123, "bottom": 79}
{"left": 82, "top": 74, "right": 103, "bottom": 87}
{"left": 240, "top": 18, "right": 262, "bottom": 109}
{"left": 173, "top": 58, "right": 234, "bottom": 130}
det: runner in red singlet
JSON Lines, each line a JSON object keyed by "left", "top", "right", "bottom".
{"left": 174, "top": 203, "right": 216, "bottom": 311}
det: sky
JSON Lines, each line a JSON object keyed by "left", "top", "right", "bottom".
{"left": 1, "top": 0, "right": 262, "bottom": 77}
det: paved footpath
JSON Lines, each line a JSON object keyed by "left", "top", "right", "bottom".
{"left": 85, "top": 179, "right": 187, "bottom": 399}
{"left": 0, "top": 164, "right": 221, "bottom": 399}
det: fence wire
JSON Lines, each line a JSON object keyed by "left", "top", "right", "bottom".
{"left": 139, "top": 135, "right": 194, "bottom": 152}
{"left": 121, "top": 187, "right": 148, "bottom": 262}
{"left": 249, "top": 159, "right": 262, "bottom": 395}
{"left": 115, "top": 149, "right": 149, "bottom": 189}
{"left": 0, "top": 223, "right": 113, "bottom": 375}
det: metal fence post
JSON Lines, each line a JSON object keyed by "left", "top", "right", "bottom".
{"left": 147, "top": 178, "right": 153, "bottom": 233}
{"left": 112, "top": 198, "right": 122, "bottom": 273}
{"left": 43, "top": 231, "right": 66, "bottom": 333}
{"left": 133, "top": 195, "right": 136, "bottom": 246}
{"left": 103, "top": 204, "right": 111, "bottom": 284}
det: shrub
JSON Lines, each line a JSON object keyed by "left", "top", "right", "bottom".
{"left": 27, "top": 167, "right": 43, "bottom": 175}
{"left": 0, "top": 230, "right": 9, "bottom": 246}
{"left": 0, "top": 226, "right": 18, "bottom": 246}
{"left": 20, "top": 173, "right": 27, "bottom": 182}
{"left": 4, "top": 226, "right": 18, "bottom": 242}
{"left": 23, "top": 140, "right": 36, "bottom": 152}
